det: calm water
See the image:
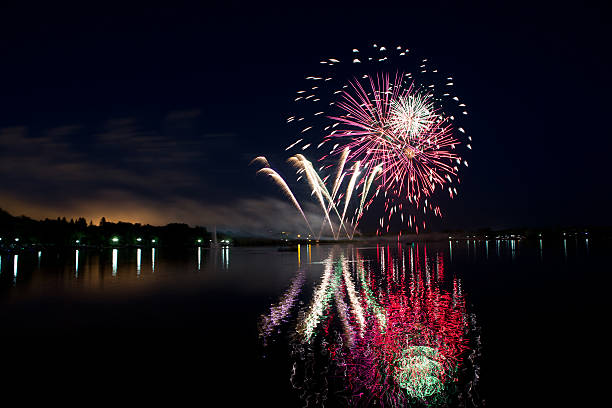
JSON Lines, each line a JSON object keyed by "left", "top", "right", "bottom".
{"left": 0, "top": 239, "right": 608, "bottom": 406}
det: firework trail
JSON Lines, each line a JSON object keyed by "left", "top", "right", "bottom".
{"left": 288, "top": 155, "right": 337, "bottom": 236}
{"left": 250, "top": 156, "right": 270, "bottom": 168}
{"left": 256, "top": 167, "right": 314, "bottom": 236}
{"left": 340, "top": 161, "right": 360, "bottom": 234}
{"left": 253, "top": 153, "right": 378, "bottom": 240}
{"left": 354, "top": 164, "right": 382, "bottom": 236}
{"left": 331, "top": 147, "right": 350, "bottom": 200}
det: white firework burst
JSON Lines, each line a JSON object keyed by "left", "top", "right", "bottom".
{"left": 388, "top": 93, "right": 437, "bottom": 139}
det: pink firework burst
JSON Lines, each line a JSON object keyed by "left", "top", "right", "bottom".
{"left": 321, "top": 72, "right": 462, "bottom": 232}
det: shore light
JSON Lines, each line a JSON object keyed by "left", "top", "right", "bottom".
{"left": 111, "top": 237, "right": 119, "bottom": 243}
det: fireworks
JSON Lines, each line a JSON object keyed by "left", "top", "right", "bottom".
{"left": 389, "top": 93, "right": 437, "bottom": 138}
{"left": 253, "top": 153, "right": 379, "bottom": 239}
{"left": 327, "top": 74, "right": 460, "bottom": 206}
{"left": 282, "top": 44, "right": 471, "bottom": 234}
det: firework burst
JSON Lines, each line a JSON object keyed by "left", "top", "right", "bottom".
{"left": 329, "top": 73, "right": 459, "bottom": 200}
{"left": 283, "top": 44, "right": 471, "bottom": 235}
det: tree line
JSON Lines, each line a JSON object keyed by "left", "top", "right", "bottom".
{"left": 0, "top": 208, "right": 211, "bottom": 248}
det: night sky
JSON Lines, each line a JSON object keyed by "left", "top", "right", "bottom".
{"left": 1, "top": 1, "right": 610, "bottom": 233}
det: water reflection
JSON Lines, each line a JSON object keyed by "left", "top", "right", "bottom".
{"left": 539, "top": 239, "right": 543, "bottom": 261}
{"left": 152, "top": 248, "right": 156, "bottom": 272}
{"left": 197, "top": 247, "right": 202, "bottom": 270}
{"left": 112, "top": 249, "right": 118, "bottom": 276}
{"left": 221, "top": 247, "right": 229, "bottom": 269}
{"left": 13, "top": 254, "right": 18, "bottom": 278}
{"left": 136, "top": 248, "right": 141, "bottom": 276}
{"left": 260, "top": 246, "right": 481, "bottom": 406}
{"left": 75, "top": 249, "right": 79, "bottom": 277}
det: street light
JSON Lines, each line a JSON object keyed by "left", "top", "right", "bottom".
{"left": 111, "top": 237, "right": 119, "bottom": 243}
{"left": 136, "top": 237, "right": 142, "bottom": 242}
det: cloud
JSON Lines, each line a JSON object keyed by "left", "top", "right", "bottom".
{"left": 0, "top": 114, "right": 326, "bottom": 235}
{"left": 0, "top": 191, "right": 324, "bottom": 236}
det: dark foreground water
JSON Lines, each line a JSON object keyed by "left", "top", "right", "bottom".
{"left": 0, "top": 239, "right": 608, "bottom": 406}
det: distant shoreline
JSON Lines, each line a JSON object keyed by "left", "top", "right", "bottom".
{"left": 2, "top": 207, "right": 611, "bottom": 255}
{"left": 2, "top": 229, "right": 610, "bottom": 256}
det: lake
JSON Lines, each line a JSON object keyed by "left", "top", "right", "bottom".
{"left": 0, "top": 238, "right": 607, "bottom": 406}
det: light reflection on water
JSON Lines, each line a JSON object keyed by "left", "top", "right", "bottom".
{"left": 75, "top": 249, "right": 79, "bottom": 277}
{"left": 0, "top": 238, "right": 591, "bottom": 295}
{"left": 260, "top": 244, "right": 482, "bottom": 407}
{"left": 112, "top": 249, "right": 118, "bottom": 276}
{"left": 136, "top": 248, "right": 141, "bottom": 276}
{"left": 197, "top": 247, "right": 201, "bottom": 271}
{"left": 0, "top": 246, "right": 247, "bottom": 294}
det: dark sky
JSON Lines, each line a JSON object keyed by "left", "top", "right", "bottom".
{"left": 0, "top": 1, "right": 610, "bottom": 233}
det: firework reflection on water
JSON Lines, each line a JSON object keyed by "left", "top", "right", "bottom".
{"left": 259, "top": 244, "right": 482, "bottom": 407}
